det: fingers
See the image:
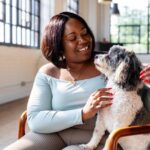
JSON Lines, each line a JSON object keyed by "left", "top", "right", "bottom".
{"left": 90, "top": 89, "right": 113, "bottom": 110}
{"left": 93, "top": 88, "right": 113, "bottom": 98}
{"left": 140, "top": 65, "right": 150, "bottom": 84}
{"left": 95, "top": 97, "right": 113, "bottom": 109}
{"left": 82, "top": 88, "right": 113, "bottom": 121}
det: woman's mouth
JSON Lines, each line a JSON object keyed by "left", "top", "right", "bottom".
{"left": 78, "top": 45, "right": 89, "bottom": 52}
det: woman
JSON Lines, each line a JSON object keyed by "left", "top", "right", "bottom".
{"left": 4, "top": 11, "right": 113, "bottom": 150}
{"left": 4, "top": 12, "right": 150, "bottom": 150}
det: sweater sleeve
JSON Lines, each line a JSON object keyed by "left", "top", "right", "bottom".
{"left": 27, "top": 72, "right": 83, "bottom": 133}
{"left": 139, "top": 85, "right": 150, "bottom": 112}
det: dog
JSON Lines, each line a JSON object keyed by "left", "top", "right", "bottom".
{"left": 81, "top": 45, "right": 150, "bottom": 150}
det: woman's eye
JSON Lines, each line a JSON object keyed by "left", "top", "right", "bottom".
{"left": 81, "top": 29, "right": 88, "bottom": 36}
{"left": 67, "top": 36, "right": 76, "bottom": 41}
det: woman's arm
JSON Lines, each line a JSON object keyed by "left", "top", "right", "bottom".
{"left": 139, "top": 85, "right": 150, "bottom": 112}
{"left": 139, "top": 64, "right": 150, "bottom": 112}
{"left": 27, "top": 72, "right": 83, "bottom": 133}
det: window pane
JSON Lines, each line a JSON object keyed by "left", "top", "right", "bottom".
{"left": 26, "top": 0, "right": 30, "bottom": 12}
{"left": 0, "top": 2, "right": 4, "bottom": 20}
{"left": 26, "top": 13, "right": 30, "bottom": 27}
{"left": 26, "top": 29, "right": 30, "bottom": 46}
{"left": 5, "top": 0, "right": 10, "bottom": 4}
{"left": 22, "top": 11, "right": 26, "bottom": 26}
{"left": 35, "top": 32, "right": 38, "bottom": 47}
{"left": 22, "top": 0, "right": 25, "bottom": 11}
{"left": 12, "top": 7, "right": 17, "bottom": 25}
{"left": 31, "top": 0, "right": 35, "bottom": 14}
{"left": 31, "top": 31, "right": 34, "bottom": 46}
{"left": 12, "top": 25, "right": 17, "bottom": 44}
{"left": 31, "top": 15, "right": 34, "bottom": 30}
{"left": 22, "top": 28, "right": 26, "bottom": 45}
{"left": 18, "top": 10, "right": 22, "bottom": 25}
{"left": 12, "top": 0, "right": 17, "bottom": 7}
{"left": 0, "top": 22, "right": 4, "bottom": 42}
{"left": 5, "top": 24, "right": 10, "bottom": 43}
{"left": 18, "top": 0, "right": 22, "bottom": 9}
{"left": 17, "top": 26, "right": 21, "bottom": 44}
{"left": 35, "top": 16, "right": 38, "bottom": 31}
{"left": 34, "top": 1, "right": 38, "bottom": 15}
{"left": 6, "top": 4, "right": 10, "bottom": 23}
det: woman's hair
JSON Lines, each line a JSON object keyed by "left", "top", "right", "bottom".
{"left": 41, "top": 11, "right": 95, "bottom": 68}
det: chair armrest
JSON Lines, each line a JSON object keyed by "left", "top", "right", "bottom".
{"left": 18, "top": 110, "right": 27, "bottom": 139}
{"left": 105, "top": 124, "right": 150, "bottom": 150}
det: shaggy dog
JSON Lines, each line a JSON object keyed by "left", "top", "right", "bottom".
{"left": 81, "top": 45, "right": 150, "bottom": 150}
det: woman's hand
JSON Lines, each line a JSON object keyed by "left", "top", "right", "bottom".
{"left": 82, "top": 88, "right": 113, "bottom": 122}
{"left": 140, "top": 64, "right": 150, "bottom": 84}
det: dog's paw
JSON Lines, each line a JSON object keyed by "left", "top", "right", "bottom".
{"left": 79, "top": 144, "right": 95, "bottom": 150}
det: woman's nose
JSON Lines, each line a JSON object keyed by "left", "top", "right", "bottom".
{"left": 78, "top": 36, "right": 86, "bottom": 43}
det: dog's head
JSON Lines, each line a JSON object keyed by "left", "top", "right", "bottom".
{"left": 94, "top": 45, "right": 143, "bottom": 90}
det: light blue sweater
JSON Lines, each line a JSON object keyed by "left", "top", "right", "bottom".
{"left": 27, "top": 71, "right": 106, "bottom": 133}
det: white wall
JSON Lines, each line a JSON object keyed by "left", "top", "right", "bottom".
{"left": 0, "top": 46, "right": 40, "bottom": 104}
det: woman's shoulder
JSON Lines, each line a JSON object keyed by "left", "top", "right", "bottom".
{"left": 39, "top": 63, "right": 59, "bottom": 77}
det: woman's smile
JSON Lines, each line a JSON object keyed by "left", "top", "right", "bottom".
{"left": 77, "top": 45, "right": 89, "bottom": 52}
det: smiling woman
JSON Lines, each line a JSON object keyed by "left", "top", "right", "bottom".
{"left": 4, "top": 12, "right": 114, "bottom": 150}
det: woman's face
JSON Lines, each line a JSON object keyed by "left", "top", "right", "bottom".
{"left": 63, "top": 18, "right": 93, "bottom": 64}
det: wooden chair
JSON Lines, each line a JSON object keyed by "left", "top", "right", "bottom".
{"left": 18, "top": 110, "right": 27, "bottom": 139}
{"left": 18, "top": 111, "right": 150, "bottom": 150}
{"left": 105, "top": 124, "right": 150, "bottom": 150}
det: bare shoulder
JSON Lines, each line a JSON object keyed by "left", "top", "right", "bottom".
{"left": 39, "top": 63, "right": 59, "bottom": 77}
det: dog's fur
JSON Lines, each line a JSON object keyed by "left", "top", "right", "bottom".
{"left": 81, "top": 45, "right": 150, "bottom": 150}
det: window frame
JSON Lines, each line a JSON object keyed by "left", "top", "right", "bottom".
{"left": 110, "top": 0, "right": 150, "bottom": 54}
{"left": 0, "top": 0, "right": 40, "bottom": 49}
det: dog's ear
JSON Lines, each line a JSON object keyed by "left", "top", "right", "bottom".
{"left": 114, "top": 52, "right": 142, "bottom": 90}
{"left": 114, "top": 61, "right": 128, "bottom": 85}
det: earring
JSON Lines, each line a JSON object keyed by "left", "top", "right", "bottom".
{"left": 59, "top": 55, "right": 65, "bottom": 61}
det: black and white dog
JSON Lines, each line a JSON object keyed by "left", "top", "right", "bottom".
{"left": 81, "top": 45, "right": 150, "bottom": 150}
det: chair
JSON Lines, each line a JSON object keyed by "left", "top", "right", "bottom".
{"left": 18, "top": 110, "right": 27, "bottom": 139}
{"left": 18, "top": 111, "right": 150, "bottom": 150}
{"left": 105, "top": 124, "right": 150, "bottom": 150}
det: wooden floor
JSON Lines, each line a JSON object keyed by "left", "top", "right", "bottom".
{"left": 0, "top": 97, "right": 28, "bottom": 149}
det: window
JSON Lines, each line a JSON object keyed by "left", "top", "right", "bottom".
{"left": 110, "top": 0, "right": 149, "bottom": 54}
{"left": 67, "top": 0, "right": 79, "bottom": 14}
{"left": 118, "top": 25, "right": 141, "bottom": 44}
{"left": 0, "top": 0, "right": 40, "bottom": 48}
